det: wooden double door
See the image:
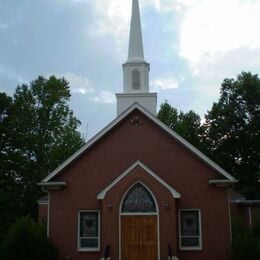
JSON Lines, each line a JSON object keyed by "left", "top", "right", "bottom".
{"left": 121, "top": 215, "right": 158, "bottom": 260}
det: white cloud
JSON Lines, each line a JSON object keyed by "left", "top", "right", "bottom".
{"left": 194, "top": 47, "right": 260, "bottom": 93}
{"left": 88, "top": 0, "right": 131, "bottom": 52}
{"left": 185, "top": 47, "right": 260, "bottom": 117}
{"left": 88, "top": 0, "right": 165, "bottom": 55}
{"left": 178, "top": 0, "right": 260, "bottom": 65}
{"left": 151, "top": 77, "right": 180, "bottom": 91}
{"left": 91, "top": 90, "right": 116, "bottom": 104}
{"left": 59, "top": 72, "right": 94, "bottom": 94}
{"left": 168, "top": 0, "right": 260, "bottom": 114}
{"left": 0, "top": 23, "right": 8, "bottom": 31}
{"left": 0, "top": 65, "right": 27, "bottom": 84}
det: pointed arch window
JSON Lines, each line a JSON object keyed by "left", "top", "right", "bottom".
{"left": 121, "top": 183, "right": 156, "bottom": 213}
{"left": 132, "top": 69, "right": 141, "bottom": 90}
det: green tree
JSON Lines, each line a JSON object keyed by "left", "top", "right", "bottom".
{"left": 0, "top": 76, "right": 84, "bottom": 239}
{"left": 231, "top": 216, "right": 260, "bottom": 260}
{"left": 157, "top": 101, "right": 202, "bottom": 149}
{"left": 175, "top": 111, "right": 202, "bottom": 149}
{"left": 202, "top": 72, "right": 260, "bottom": 198}
{"left": 0, "top": 216, "right": 58, "bottom": 260}
{"left": 0, "top": 93, "right": 15, "bottom": 240}
{"left": 157, "top": 101, "right": 178, "bottom": 129}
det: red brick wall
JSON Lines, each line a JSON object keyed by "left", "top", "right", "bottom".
{"left": 49, "top": 110, "right": 231, "bottom": 259}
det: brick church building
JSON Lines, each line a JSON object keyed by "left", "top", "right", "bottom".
{"left": 38, "top": 1, "right": 238, "bottom": 259}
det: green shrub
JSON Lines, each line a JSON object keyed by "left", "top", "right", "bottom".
{"left": 231, "top": 216, "right": 260, "bottom": 260}
{"left": 0, "top": 216, "right": 58, "bottom": 260}
{"left": 252, "top": 217, "right": 260, "bottom": 240}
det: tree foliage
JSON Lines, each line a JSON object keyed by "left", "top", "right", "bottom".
{"left": 202, "top": 72, "right": 260, "bottom": 198}
{"left": 231, "top": 216, "right": 260, "bottom": 260}
{"left": 0, "top": 76, "right": 84, "bottom": 239}
{"left": 157, "top": 72, "right": 260, "bottom": 199}
{"left": 157, "top": 101, "right": 202, "bottom": 149}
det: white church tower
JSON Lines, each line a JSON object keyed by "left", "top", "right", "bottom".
{"left": 116, "top": 0, "right": 157, "bottom": 116}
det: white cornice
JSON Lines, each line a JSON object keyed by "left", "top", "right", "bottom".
{"left": 123, "top": 60, "right": 149, "bottom": 66}
{"left": 116, "top": 93, "right": 157, "bottom": 97}
{"left": 37, "top": 201, "right": 48, "bottom": 205}
{"left": 38, "top": 181, "right": 66, "bottom": 189}
{"left": 97, "top": 160, "right": 181, "bottom": 199}
{"left": 230, "top": 200, "right": 260, "bottom": 204}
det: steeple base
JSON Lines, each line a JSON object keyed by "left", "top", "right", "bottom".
{"left": 116, "top": 93, "right": 157, "bottom": 116}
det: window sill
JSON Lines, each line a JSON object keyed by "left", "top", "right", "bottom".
{"left": 78, "top": 248, "right": 100, "bottom": 252}
{"left": 179, "top": 247, "right": 202, "bottom": 251}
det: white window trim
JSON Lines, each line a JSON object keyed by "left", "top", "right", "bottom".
{"left": 179, "top": 209, "right": 202, "bottom": 250}
{"left": 78, "top": 210, "right": 100, "bottom": 252}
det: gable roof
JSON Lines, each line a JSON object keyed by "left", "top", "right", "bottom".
{"left": 40, "top": 102, "right": 237, "bottom": 183}
{"left": 97, "top": 160, "right": 181, "bottom": 199}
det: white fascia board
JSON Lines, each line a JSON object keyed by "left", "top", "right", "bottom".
{"left": 209, "top": 180, "right": 238, "bottom": 184}
{"left": 230, "top": 200, "right": 260, "bottom": 204}
{"left": 38, "top": 182, "right": 67, "bottom": 189}
{"left": 97, "top": 160, "right": 181, "bottom": 199}
{"left": 41, "top": 102, "right": 236, "bottom": 183}
{"left": 209, "top": 179, "right": 238, "bottom": 187}
{"left": 37, "top": 201, "right": 48, "bottom": 205}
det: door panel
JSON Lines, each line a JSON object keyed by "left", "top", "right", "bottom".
{"left": 139, "top": 216, "right": 157, "bottom": 260}
{"left": 121, "top": 216, "right": 157, "bottom": 260}
{"left": 121, "top": 217, "right": 140, "bottom": 260}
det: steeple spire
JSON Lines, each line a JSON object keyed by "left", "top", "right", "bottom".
{"left": 128, "top": 0, "right": 144, "bottom": 61}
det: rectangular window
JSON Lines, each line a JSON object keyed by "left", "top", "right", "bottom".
{"left": 78, "top": 211, "right": 100, "bottom": 251}
{"left": 179, "top": 209, "right": 202, "bottom": 250}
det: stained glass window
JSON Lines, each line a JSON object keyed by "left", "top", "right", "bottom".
{"left": 79, "top": 211, "right": 99, "bottom": 250}
{"left": 180, "top": 210, "right": 201, "bottom": 249}
{"left": 121, "top": 183, "right": 156, "bottom": 213}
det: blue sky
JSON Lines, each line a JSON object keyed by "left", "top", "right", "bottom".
{"left": 1, "top": 0, "right": 260, "bottom": 139}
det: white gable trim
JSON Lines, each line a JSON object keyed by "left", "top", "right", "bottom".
{"left": 97, "top": 160, "right": 181, "bottom": 199}
{"left": 41, "top": 105, "right": 141, "bottom": 183}
{"left": 41, "top": 102, "right": 237, "bottom": 183}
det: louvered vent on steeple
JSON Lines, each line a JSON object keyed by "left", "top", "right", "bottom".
{"left": 132, "top": 69, "right": 141, "bottom": 90}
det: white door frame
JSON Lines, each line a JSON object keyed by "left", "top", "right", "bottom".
{"left": 118, "top": 181, "right": 160, "bottom": 260}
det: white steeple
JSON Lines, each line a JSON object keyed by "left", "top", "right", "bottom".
{"left": 116, "top": 0, "right": 157, "bottom": 116}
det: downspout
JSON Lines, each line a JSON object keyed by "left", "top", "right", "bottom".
{"left": 228, "top": 189, "right": 232, "bottom": 242}
{"left": 248, "top": 205, "right": 252, "bottom": 228}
